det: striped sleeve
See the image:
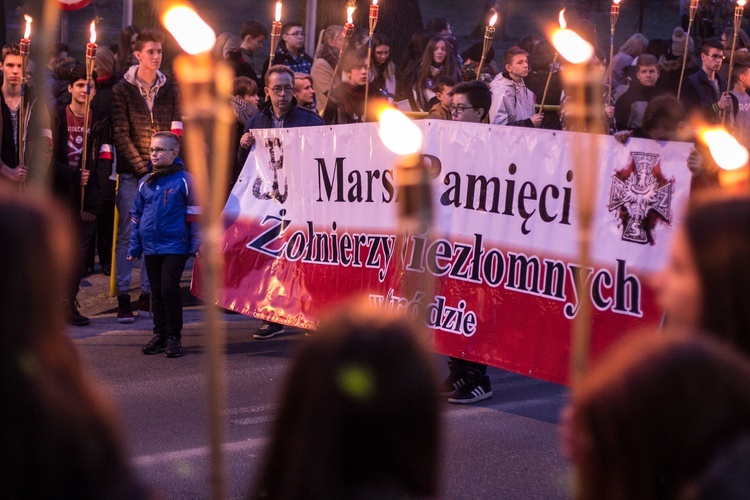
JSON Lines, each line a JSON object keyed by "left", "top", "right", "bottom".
{"left": 183, "top": 176, "right": 201, "bottom": 222}
{"left": 171, "top": 121, "right": 184, "bottom": 137}
{"left": 41, "top": 127, "right": 53, "bottom": 145}
{"left": 99, "top": 143, "right": 113, "bottom": 160}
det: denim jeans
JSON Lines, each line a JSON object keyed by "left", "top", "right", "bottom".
{"left": 115, "top": 174, "right": 150, "bottom": 294}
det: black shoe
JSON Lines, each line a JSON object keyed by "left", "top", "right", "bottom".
{"left": 142, "top": 335, "right": 167, "bottom": 354}
{"left": 253, "top": 322, "right": 284, "bottom": 340}
{"left": 438, "top": 358, "right": 466, "bottom": 396}
{"left": 68, "top": 300, "right": 90, "bottom": 326}
{"left": 448, "top": 375, "right": 493, "bottom": 404}
{"left": 165, "top": 337, "right": 183, "bottom": 358}
{"left": 102, "top": 266, "right": 111, "bottom": 276}
{"left": 117, "top": 294, "right": 135, "bottom": 323}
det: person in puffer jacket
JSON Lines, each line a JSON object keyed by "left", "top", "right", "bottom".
{"left": 489, "top": 46, "right": 543, "bottom": 127}
{"left": 128, "top": 132, "right": 199, "bottom": 359}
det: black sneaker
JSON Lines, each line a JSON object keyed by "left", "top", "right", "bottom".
{"left": 438, "top": 358, "right": 465, "bottom": 396}
{"left": 68, "top": 300, "right": 90, "bottom": 327}
{"left": 448, "top": 375, "right": 493, "bottom": 404}
{"left": 165, "top": 337, "right": 183, "bottom": 358}
{"left": 253, "top": 322, "right": 284, "bottom": 340}
{"left": 438, "top": 373, "right": 467, "bottom": 396}
{"left": 117, "top": 294, "right": 135, "bottom": 323}
{"left": 142, "top": 335, "right": 167, "bottom": 355}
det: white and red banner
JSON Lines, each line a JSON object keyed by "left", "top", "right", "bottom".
{"left": 192, "top": 121, "right": 692, "bottom": 384}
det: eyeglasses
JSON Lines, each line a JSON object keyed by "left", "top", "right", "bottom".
{"left": 450, "top": 105, "right": 476, "bottom": 114}
{"left": 704, "top": 53, "right": 725, "bottom": 61}
{"left": 286, "top": 31, "right": 305, "bottom": 37}
{"left": 149, "top": 147, "right": 176, "bottom": 154}
{"left": 269, "top": 85, "right": 294, "bottom": 95}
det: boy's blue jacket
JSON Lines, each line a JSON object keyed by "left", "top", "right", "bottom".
{"left": 128, "top": 157, "right": 201, "bottom": 257}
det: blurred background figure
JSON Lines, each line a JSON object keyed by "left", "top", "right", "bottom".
{"left": 114, "top": 25, "right": 140, "bottom": 75}
{"left": 0, "top": 188, "right": 145, "bottom": 499}
{"left": 311, "top": 25, "right": 343, "bottom": 113}
{"left": 250, "top": 299, "right": 440, "bottom": 500}
{"left": 562, "top": 333, "right": 750, "bottom": 500}
{"left": 654, "top": 193, "right": 750, "bottom": 357}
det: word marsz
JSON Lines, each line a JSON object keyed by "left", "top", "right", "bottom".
{"left": 315, "top": 156, "right": 573, "bottom": 236}
{"left": 246, "top": 217, "right": 644, "bottom": 319}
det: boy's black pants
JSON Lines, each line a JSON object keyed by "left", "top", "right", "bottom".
{"left": 144, "top": 254, "right": 189, "bottom": 339}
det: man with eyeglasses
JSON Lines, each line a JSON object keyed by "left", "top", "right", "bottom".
{"left": 450, "top": 80, "right": 491, "bottom": 124}
{"left": 240, "top": 64, "right": 323, "bottom": 340}
{"left": 438, "top": 80, "right": 495, "bottom": 404}
{"left": 264, "top": 22, "right": 313, "bottom": 78}
{"left": 680, "top": 38, "right": 731, "bottom": 125}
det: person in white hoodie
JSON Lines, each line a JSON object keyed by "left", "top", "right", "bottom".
{"left": 489, "top": 46, "right": 542, "bottom": 127}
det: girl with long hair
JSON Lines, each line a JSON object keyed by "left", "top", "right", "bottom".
{"left": 412, "top": 35, "right": 461, "bottom": 111}
{"left": 370, "top": 33, "right": 396, "bottom": 103}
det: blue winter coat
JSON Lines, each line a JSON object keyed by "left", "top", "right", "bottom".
{"left": 128, "top": 158, "right": 200, "bottom": 257}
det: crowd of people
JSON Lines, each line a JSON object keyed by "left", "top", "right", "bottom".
{"left": 2, "top": 5, "right": 750, "bottom": 497}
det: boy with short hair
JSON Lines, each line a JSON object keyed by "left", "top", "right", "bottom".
{"left": 489, "top": 46, "right": 543, "bottom": 127}
{"left": 128, "top": 131, "right": 199, "bottom": 358}
{"left": 427, "top": 76, "right": 457, "bottom": 120}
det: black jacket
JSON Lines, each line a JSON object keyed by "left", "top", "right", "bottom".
{"left": 680, "top": 69, "right": 727, "bottom": 125}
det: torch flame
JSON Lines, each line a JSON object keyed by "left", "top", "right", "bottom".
{"left": 23, "top": 15, "right": 32, "bottom": 39}
{"left": 373, "top": 0, "right": 378, "bottom": 4}
{"left": 702, "top": 128, "right": 749, "bottom": 171}
{"left": 275, "top": 1, "right": 282, "bottom": 22}
{"left": 552, "top": 9, "right": 594, "bottom": 64}
{"left": 739, "top": 0, "right": 747, "bottom": 7}
{"left": 347, "top": 6, "right": 355, "bottom": 24}
{"left": 378, "top": 108, "right": 423, "bottom": 155}
{"left": 614, "top": 0, "right": 621, "bottom": 5}
{"left": 489, "top": 12, "right": 498, "bottom": 27}
{"left": 89, "top": 21, "right": 97, "bottom": 44}
{"left": 163, "top": 6, "right": 216, "bottom": 55}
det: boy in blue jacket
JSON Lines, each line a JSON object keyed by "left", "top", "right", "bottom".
{"left": 128, "top": 131, "right": 199, "bottom": 357}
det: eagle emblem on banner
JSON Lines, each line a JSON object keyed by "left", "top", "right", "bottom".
{"left": 608, "top": 152, "right": 673, "bottom": 245}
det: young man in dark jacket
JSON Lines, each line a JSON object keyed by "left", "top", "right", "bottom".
{"left": 614, "top": 54, "right": 666, "bottom": 131}
{"left": 680, "top": 38, "right": 732, "bottom": 125}
{"left": 111, "top": 28, "right": 183, "bottom": 323}
{"left": 51, "top": 66, "right": 114, "bottom": 326}
{"left": 0, "top": 43, "right": 53, "bottom": 185}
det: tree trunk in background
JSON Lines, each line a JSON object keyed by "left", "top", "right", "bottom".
{"left": 316, "top": 0, "right": 423, "bottom": 65}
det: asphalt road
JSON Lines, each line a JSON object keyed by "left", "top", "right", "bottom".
{"left": 70, "top": 297, "right": 572, "bottom": 499}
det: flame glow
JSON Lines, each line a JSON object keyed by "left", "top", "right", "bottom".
{"left": 378, "top": 109, "right": 423, "bottom": 155}
{"left": 23, "top": 15, "right": 32, "bottom": 39}
{"left": 552, "top": 9, "right": 594, "bottom": 64}
{"left": 275, "top": 1, "right": 282, "bottom": 22}
{"left": 739, "top": 0, "right": 747, "bottom": 7}
{"left": 613, "top": 0, "right": 621, "bottom": 5}
{"left": 489, "top": 12, "right": 498, "bottom": 27}
{"left": 347, "top": 6, "right": 355, "bottom": 24}
{"left": 702, "top": 128, "right": 749, "bottom": 171}
{"left": 373, "top": 0, "right": 378, "bottom": 5}
{"left": 89, "top": 21, "right": 97, "bottom": 44}
{"left": 163, "top": 6, "right": 216, "bottom": 55}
